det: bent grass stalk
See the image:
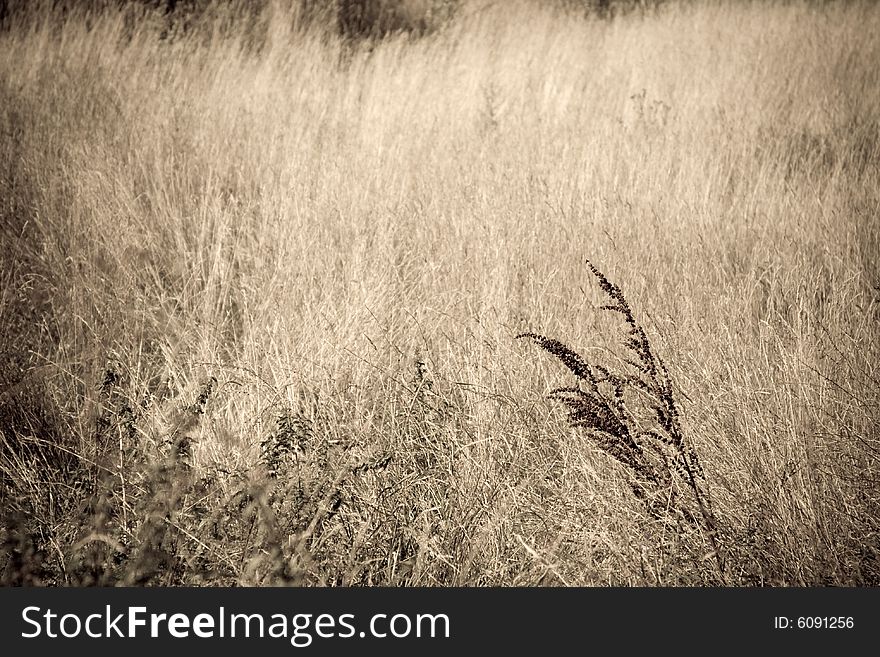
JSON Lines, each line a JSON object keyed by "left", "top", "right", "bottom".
{"left": 518, "top": 260, "right": 725, "bottom": 582}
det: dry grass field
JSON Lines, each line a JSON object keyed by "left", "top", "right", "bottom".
{"left": 1, "top": 0, "right": 878, "bottom": 586}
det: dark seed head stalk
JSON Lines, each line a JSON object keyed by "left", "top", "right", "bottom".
{"left": 518, "top": 259, "right": 724, "bottom": 582}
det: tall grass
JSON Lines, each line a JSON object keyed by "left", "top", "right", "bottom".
{"left": 1, "top": 0, "right": 878, "bottom": 585}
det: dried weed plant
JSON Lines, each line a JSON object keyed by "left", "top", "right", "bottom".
{"left": 518, "top": 260, "right": 725, "bottom": 582}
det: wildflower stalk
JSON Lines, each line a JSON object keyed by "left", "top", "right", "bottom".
{"left": 519, "top": 260, "right": 725, "bottom": 582}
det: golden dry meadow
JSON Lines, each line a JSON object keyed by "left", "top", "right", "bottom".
{"left": 1, "top": 0, "right": 878, "bottom": 586}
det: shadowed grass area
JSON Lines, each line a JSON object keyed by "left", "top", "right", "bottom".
{"left": 1, "top": 0, "right": 878, "bottom": 586}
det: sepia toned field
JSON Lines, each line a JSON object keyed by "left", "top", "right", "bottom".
{"left": 1, "top": 0, "right": 878, "bottom": 586}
